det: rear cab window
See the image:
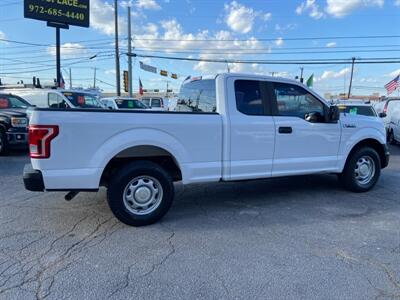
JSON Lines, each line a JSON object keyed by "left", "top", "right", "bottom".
{"left": 177, "top": 79, "right": 217, "bottom": 113}
{"left": 234, "top": 80, "right": 265, "bottom": 115}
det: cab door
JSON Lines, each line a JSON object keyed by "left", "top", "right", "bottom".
{"left": 271, "top": 82, "right": 341, "bottom": 176}
{"left": 226, "top": 77, "right": 276, "bottom": 180}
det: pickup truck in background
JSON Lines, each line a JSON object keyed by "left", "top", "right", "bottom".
{"left": 0, "top": 93, "right": 31, "bottom": 155}
{"left": 23, "top": 73, "right": 390, "bottom": 226}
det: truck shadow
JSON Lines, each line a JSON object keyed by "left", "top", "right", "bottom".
{"left": 166, "top": 171, "right": 400, "bottom": 227}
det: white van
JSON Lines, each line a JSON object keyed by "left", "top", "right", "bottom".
{"left": 1, "top": 88, "right": 103, "bottom": 109}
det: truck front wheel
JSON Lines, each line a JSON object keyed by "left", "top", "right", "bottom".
{"left": 107, "top": 161, "right": 174, "bottom": 226}
{"left": 339, "top": 147, "right": 381, "bottom": 193}
{"left": 0, "top": 130, "right": 8, "bottom": 156}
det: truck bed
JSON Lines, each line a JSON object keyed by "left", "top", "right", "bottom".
{"left": 29, "top": 108, "right": 223, "bottom": 189}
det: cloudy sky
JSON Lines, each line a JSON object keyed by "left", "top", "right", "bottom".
{"left": 1, "top": 0, "right": 400, "bottom": 95}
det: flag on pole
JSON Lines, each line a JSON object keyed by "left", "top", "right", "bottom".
{"left": 139, "top": 78, "right": 143, "bottom": 95}
{"left": 384, "top": 75, "right": 400, "bottom": 95}
{"left": 306, "top": 74, "right": 314, "bottom": 88}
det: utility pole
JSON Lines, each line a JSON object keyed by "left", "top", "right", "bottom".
{"left": 127, "top": 6, "right": 133, "bottom": 97}
{"left": 348, "top": 57, "right": 356, "bottom": 99}
{"left": 300, "top": 67, "right": 304, "bottom": 83}
{"left": 114, "top": 0, "right": 121, "bottom": 96}
{"left": 56, "top": 27, "right": 61, "bottom": 87}
{"left": 69, "top": 68, "right": 72, "bottom": 89}
{"left": 93, "top": 67, "right": 97, "bottom": 88}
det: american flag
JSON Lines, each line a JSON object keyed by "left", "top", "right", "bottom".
{"left": 139, "top": 78, "right": 143, "bottom": 95}
{"left": 384, "top": 75, "right": 399, "bottom": 95}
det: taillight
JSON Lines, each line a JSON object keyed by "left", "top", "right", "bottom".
{"left": 28, "top": 125, "right": 59, "bottom": 159}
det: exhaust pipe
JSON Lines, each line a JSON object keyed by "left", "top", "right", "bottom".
{"left": 65, "top": 191, "right": 79, "bottom": 201}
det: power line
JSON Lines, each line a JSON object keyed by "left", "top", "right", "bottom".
{"left": 132, "top": 48, "right": 400, "bottom": 55}
{"left": 131, "top": 35, "right": 400, "bottom": 42}
{"left": 129, "top": 53, "right": 400, "bottom": 65}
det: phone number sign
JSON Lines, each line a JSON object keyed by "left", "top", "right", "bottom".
{"left": 24, "top": 0, "right": 90, "bottom": 28}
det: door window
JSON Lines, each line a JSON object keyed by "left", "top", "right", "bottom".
{"left": 234, "top": 80, "right": 265, "bottom": 115}
{"left": 274, "top": 83, "right": 325, "bottom": 121}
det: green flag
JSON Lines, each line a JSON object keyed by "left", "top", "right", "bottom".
{"left": 306, "top": 74, "right": 314, "bottom": 88}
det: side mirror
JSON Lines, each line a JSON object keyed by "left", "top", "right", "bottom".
{"left": 305, "top": 111, "right": 323, "bottom": 123}
{"left": 378, "top": 112, "right": 387, "bottom": 118}
{"left": 328, "top": 106, "right": 340, "bottom": 123}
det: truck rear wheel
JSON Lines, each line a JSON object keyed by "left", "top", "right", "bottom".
{"left": 388, "top": 130, "right": 397, "bottom": 145}
{"left": 107, "top": 161, "right": 174, "bottom": 226}
{"left": 339, "top": 147, "right": 381, "bottom": 193}
{"left": 0, "top": 130, "right": 8, "bottom": 156}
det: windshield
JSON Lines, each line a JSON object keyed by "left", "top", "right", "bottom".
{"left": 115, "top": 99, "right": 148, "bottom": 109}
{"left": 0, "top": 95, "right": 32, "bottom": 109}
{"left": 61, "top": 92, "right": 103, "bottom": 108}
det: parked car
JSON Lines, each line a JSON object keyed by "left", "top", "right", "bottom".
{"left": 100, "top": 97, "right": 149, "bottom": 110}
{"left": 335, "top": 100, "right": 377, "bottom": 117}
{"left": 388, "top": 105, "right": 400, "bottom": 145}
{"left": 140, "top": 97, "right": 168, "bottom": 111}
{"left": 0, "top": 93, "right": 32, "bottom": 155}
{"left": 23, "top": 73, "right": 389, "bottom": 226}
{"left": 374, "top": 98, "right": 400, "bottom": 129}
{"left": 1, "top": 88, "right": 103, "bottom": 109}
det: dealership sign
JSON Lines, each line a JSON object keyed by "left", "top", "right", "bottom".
{"left": 24, "top": 0, "right": 90, "bottom": 27}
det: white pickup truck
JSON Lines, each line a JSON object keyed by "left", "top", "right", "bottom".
{"left": 23, "top": 73, "right": 389, "bottom": 226}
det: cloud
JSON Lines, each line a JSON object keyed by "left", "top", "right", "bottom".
{"left": 319, "top": 67, "right": 350, "bottom": 80}
{"left": 396, "top": 0, "right": 400, "bottom": 6}
{"left": 136, "top": 0, "right": 161, "bottom": 9}
{"left": 223, "top": 1, "right": 271, "bottom": 34}
{"left": 326, "top": 42, "right": 337, "bottom": 47}
{"left": 387, "top": 69, "right": 400, "bottom": 77}
{"left": 296, "top": 0, "right": 324, "bottom": 19}
{"left": 325, "top": 0, "right": 384, "bottom": 17}
{"left": 0, "top": 30, "right": 5, "bottom": 40}
{"left": 224, "top": 1, "right": 256, "bottom": 33}
{"left": 274, "top": 37, "right": 284, "bottom": 47}
{"left": 47, "top": 43, "right": 87, "bottom": 57}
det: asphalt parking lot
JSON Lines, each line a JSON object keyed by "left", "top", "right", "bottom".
{"left": 0, "top": 147, "right": 399, "bottom": 300}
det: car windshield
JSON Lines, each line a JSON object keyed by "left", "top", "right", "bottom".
{"left": 61, "top": 92, "right": 102, "bottom": 108}
{"left": 0, "top": 95, "right": 32, "bottom": 109}
{"left": 115, "top": 99, "right": 148, "bottom": 109}
{"left": 338, "top": 105, "right": 376, "bottom": 117}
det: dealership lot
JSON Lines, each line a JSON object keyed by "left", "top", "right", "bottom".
{"left": 0, "top": 147, "right": 399, "bottom": 300}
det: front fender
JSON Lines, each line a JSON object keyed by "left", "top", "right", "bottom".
{"left": 339, "top": 126, "right": 386, "bottom": 171}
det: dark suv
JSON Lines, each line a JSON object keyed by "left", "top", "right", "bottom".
{"left": 0, "top": 93, "right": 32, "bottom": 155}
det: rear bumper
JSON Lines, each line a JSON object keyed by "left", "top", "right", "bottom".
{"left": 382, "top": 144, "right": 390, "bottom": 169}
{"left": 23, "top": 164, "right": 44, "bottom": 192}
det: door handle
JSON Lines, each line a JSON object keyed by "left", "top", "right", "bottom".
{"left": 279, "top": 126, "right": 292, "bottom": 134}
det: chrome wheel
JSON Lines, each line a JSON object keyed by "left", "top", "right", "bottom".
{"left": 354, "top": 156, "right": 375, "bottom": 185}
{"left": 123, "top": 176, "right": 163, "bottom": 215}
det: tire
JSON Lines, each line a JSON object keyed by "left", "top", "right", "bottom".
{"left": 106, "top": 160, "right": 174, "bottom": 226}
{"left": 0, "top": 130, "right": 8, "bottom": 156}
{"left": 388, "top": 130, "right": 397, "bottom": 145}
{"left": 339, "top": 147, "right": 381, "bottom": 193}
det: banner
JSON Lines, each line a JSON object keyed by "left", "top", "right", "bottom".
{"left": 139, "top": 61, "right": 157, "bottom": 74}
